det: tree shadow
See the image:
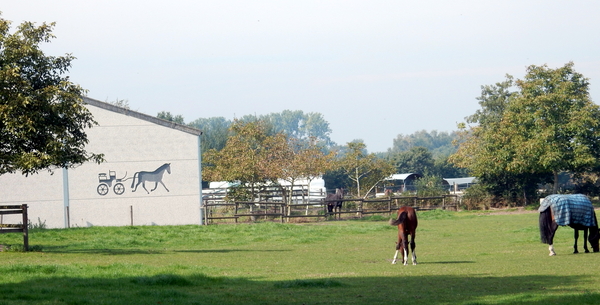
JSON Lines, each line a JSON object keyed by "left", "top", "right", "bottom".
{"left": 0, "top": 272, "right": 595, "bottom": 304}
{"left": 40, "top": 247, "right": 291, "bottom": 255}
{"left": 175, "top": 249, "right": 291, "bottom": 253}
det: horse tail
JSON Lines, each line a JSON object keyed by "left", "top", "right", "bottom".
{"left": 390, "top": 211, "right": 408, "bottom": 226}
{"left": 539, "top": 209, "right": 557, "bottom": 244}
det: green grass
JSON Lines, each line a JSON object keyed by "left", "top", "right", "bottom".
{"left": 1, "top": 210, "right": 599, "bottom": 304}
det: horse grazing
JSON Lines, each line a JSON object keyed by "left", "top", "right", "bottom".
{"left": 325, "top": 188, "right": 344, "bottom": 219}
{"left": 131, "top": 163, "right": 171, "bottom": 194}
{"left": 539, "top": 194, "right": 600, "bottom": 256}
{"left": 389, "top": 206, "right": 418, "bottom": 265}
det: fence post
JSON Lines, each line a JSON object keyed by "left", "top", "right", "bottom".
{"left": 22, "top": 204, "right": 29, "bottom": 252}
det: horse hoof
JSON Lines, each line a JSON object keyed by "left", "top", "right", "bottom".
{"left": 585, "top": 250, "right": 590, "bottom": 253}
{"left": 573, "top": 251, "right": 579, "bottom": 254}
{"left": 549, "top": 252, "right": 556, "bottom": 256}
{"left": 413, "top": 262, "right": 417, "bottom": 265}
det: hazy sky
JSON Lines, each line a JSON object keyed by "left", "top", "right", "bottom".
{"left": 3, "top": 1, "right": 600, "bottom": 152}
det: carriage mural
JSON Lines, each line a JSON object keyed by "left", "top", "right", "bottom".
{"left": 97, "top": 170, "right": 127, "bottom": 195}
{"left": 96, "top": 163, "right": 171, "bottom": 196}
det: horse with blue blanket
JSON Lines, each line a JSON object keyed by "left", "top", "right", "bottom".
{"left": 539, "top": 194, "right": 599, "bottom": 256}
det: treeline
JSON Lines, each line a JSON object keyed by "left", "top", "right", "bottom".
{"left": 154, "top": 109, "right": 466, "bottom": 176}
{"left": 151, "top": 63, "right": 600, "bottom": 207}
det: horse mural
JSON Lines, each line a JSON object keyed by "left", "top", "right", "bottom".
{"left": 325, "top": 188, "right": 344, "bottom": 219}
{"left": 539, "top": 194, "right": 600, "bottom": 256}
{"left": 131, "top": 163, "right": 172, "bottom": 194}
{"left": 389, "top": 206, "right": 418, "bottom": 265}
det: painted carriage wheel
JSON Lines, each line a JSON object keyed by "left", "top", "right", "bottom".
{"left": 97, "top": 184, "right": 109, "bottom": 196}
{"left": 113, "top": 183, "right": 125, "bottom": 195}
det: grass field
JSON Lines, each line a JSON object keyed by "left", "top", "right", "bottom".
{"left": 1, "top": 209, "right": 599, "bottom": 304}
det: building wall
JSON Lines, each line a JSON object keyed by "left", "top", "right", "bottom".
{"left": 0, "top": 98, "right": 202, "bottom": 228}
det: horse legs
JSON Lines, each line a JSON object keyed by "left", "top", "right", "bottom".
{"left": 583, "top": 228, "right": 590, "bottom": 253}
{"left": 549, "top": 244, "right": 556, "bottom": 256}
{"left": 573, "top": 228, "right": 590, "bottom": 254}
{"left": 142, "top": 182, "right": 150, "bottom": 194}
{"left": 574, "top": 229, "right": 580, "bottom": 254}
{"left": 410, "top": 234, "right": 417, "bottom": 265}
{"left": 392, "top": 249, "right": 399, "bottom": 264}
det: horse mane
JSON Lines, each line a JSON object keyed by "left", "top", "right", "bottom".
{"left": 539, "top": 209, "right": 558, "bottom": 244}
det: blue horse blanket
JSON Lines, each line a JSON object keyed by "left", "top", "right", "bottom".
{"left": 539, "top": 194, "right": 597, "bottom": 227}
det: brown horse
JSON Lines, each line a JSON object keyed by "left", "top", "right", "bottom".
{"left": 389, "top": 206, "right": 418, "bottom": 265}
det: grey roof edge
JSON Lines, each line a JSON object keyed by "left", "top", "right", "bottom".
{"left": 83, "top": 96, "right": 203, "bottom": 136}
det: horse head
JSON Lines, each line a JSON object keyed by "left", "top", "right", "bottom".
{"left": 164, "top": 163, "right": 171, "bottom": 174}
{"left": 589, "top": 228, "right": 600, "bottom": 252}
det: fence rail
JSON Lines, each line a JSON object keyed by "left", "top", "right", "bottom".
{"left": 203, "top": 195, "right": 458, "bottom": 224}
{"left": 0, "top": 204, "right": 29, "bottom": 251}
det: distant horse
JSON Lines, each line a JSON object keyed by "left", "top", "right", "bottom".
{"left": 131, "top": 163, "right": 171, "bottom": 194}
{"left": 325, "top": 188, "right": 344, "bottom": 219}
{"left": 539, "top": 194, "right": 599, "bottom": 256}
{"left": 389, "top": 206, "right": 418, "bottom": 265}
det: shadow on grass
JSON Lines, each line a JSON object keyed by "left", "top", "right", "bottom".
{"left": 0, "top": 272, "right": 597, "bottom": 305}
{"left": 40, "top": 246, "right": 291, "bottom": 255}
{"left": 41, "top": 247, "right": 167, "bottom": 255}
{"left": 175, "top": 249, "right": 291, "bottom": 253}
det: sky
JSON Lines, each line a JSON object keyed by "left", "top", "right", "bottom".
{"left": 3, "top": 1, "right": 600, "bottom": 152}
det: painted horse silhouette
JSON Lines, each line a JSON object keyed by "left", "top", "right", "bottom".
{"left": 131, "top": 163, "right": 171, "bottom": 194}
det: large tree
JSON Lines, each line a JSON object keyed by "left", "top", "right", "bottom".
{"left": 451, "top": 62, "right": 600, "bottom": 196}
{"left": 0, "top": 16, "right": 103, "bottom": 175}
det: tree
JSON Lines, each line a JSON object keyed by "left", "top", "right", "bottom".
{"left": 202, "top": 119, "right": 287, "bottom": 200}
{"left": 391, "top": 130, "right": 458, "bottom": 158}
{"left": 187, "top": 117, "right": 231, "bottom": 154}
{"left": 279, "top": 137, "right": 336, "bottom": 203}
{"left": 451, "top": 62, "right": 600, "bottom": 199}
{"left": 240, "top": 110, "right": 334, "bottom": 146}
{"left": 157, "top": 111, "right": 185, "bottom": 124}
{"left": 0, "top": 16, "right": 103, "bottom": 175}
{"left": 107, "top": 98, "right": 130, "bottom": 109}
{"left": 393, "top": 146, "right": 434, "bottom": 174}
{"left": 337, "top": 142, "right": 395, "bottom": 198}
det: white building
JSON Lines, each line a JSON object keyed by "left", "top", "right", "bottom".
{"left": 0, "top": 97, "right": 203, "bottom": 228}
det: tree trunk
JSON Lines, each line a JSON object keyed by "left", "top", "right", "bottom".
{"left": 553, "top": 171, "right": 559, "bottom": 194}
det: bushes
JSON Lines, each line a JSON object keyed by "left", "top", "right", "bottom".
{"left": 461, "top": 184, "right": 493, "bottom": 210}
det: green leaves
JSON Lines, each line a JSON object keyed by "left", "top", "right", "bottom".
{"left": 451, "top": 62, "right": 600, "bottom": 198}
{"left": 0, "top": 16, "right": 103, "bottom": 175}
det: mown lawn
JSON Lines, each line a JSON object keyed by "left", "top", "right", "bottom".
{"left": 1, "top": 209, "right": 599, "bottom": 304}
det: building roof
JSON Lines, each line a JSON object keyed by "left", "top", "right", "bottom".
{"left": 443, "top": 177, "right": 477, "bottom": 185}
{"left": 386, "top": 173, "right": 422, "bottom": 181}
{"left": 83, "top": 97, "right": 203, "bottom": 136}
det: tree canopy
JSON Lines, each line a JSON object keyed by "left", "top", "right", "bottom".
{"left": 451, "top": 62, "right": 600, "bottom": 197}
{"left": 202, "top": 119, "right": 335, "bottom": 201}
{"left": 0, "top": 16, "right": 103, "bottom": 175}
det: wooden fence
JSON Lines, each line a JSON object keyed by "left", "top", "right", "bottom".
{"left": 203, "top": 195, "right": 458, "bottom": 224}
{"left": 0, "top": 204, "right": 29, "bottom": 251}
